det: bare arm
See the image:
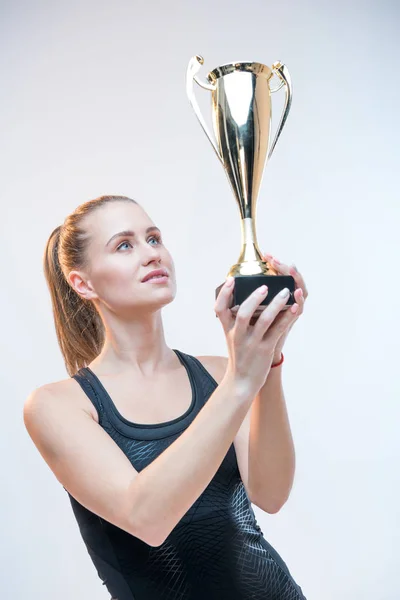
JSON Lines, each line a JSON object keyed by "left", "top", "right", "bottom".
{"left": 202, "top": 355, "right": 297, "bottom": 513}
{"left": 248, "top": 363, "right": 296, "bottom": 513}
{"left": 23, "top": 373, "right": 254, "bottom": 548}
{"left": 126, "top": 371, "right": 253, "bottom": 546}
{"left": 23, "top": 386, "right": 142, "bottom": 535}
{"left": 24, "top": 277, "right": 296, "bottom": 548}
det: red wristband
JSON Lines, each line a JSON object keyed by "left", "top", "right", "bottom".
{"left": 271, "top": 352, "right": 284, "bottom": 368}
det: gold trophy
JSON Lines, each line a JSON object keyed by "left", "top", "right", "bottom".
{"left": 186, "top": 55, "right": 295, "bottom": 315}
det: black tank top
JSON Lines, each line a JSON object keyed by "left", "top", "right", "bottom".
{"left": 68, "top": 348, "right": 306, "bottom": 600}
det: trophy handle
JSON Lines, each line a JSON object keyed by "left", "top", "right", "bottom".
{"left": 267, "top": 61, "right": 293, "bottom": 160}
{"left": 186, "top": 55, "right": 223, "bottom": 164}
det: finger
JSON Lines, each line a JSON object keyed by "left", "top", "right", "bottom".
{"left": 269, "top": 257, "right": 289, "bottom": 273}
{"left": 262, "top": 253, "right": 276, "bottom": 270}
{"left": 233, "top": 284, "right": 270, "bottom": 342}
{"left": 251, "top": 287, "right": 292, "bottom": 342}
{"left": 231, "top": 284, "right": 302, "bottom": 321}
{"left": 262, "top": 252, "right": 279, "bottom": 264}
{"left": 266, "top": 256, "right": 308, "bottom": 300}
{"left": 262, "top": 252, "right": 273, "bottom": 260}
{"left": 262, "top": 253, "right": 284, "bottom": 276}
{"left": 288, "top": 264, "right": 308, "bottom": 299}
{"left": 266, "top": 301, "right": 299, "bottom": 343}
{"left": 290, "top": 286, "right": 305, "bottom": 315}
{"left": 214, "top": 277, "right": 236, "bottom": 331}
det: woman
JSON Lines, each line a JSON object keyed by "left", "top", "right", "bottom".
{"left": 23, "top": 194, "right": 308, "bottom": 599}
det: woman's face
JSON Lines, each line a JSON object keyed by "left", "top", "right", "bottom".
{"left": 71, "top": 201, "right": 177, "bottom": 316}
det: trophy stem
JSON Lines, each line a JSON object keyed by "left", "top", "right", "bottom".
{"left": 240, "top": 217, "right": 260, "bottom": 262}
{"left": 227, "top": 217, "right": 268, "bottom": 277}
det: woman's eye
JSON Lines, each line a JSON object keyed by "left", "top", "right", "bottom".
{"left": 116, "top": 241, "right": 133, "bottom": 251}
{"left": 149, "top": 234, "right": 162, "bottom": 245}
{"left": 116, "top": 235, "right": 162, "bottom": 252}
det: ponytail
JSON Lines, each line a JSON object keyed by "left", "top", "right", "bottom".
{"left": 43, "top": 195, "right": 138, "bottom": 377}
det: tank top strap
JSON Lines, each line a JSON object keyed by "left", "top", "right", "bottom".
{"left": 72, "top": 349, "right": 219, "bottom": 426}
{"left": 72, "top": 368, "right": 106, "bottom": 425}
{"left": 173, "top": 349, "right": 219, "bottom": 406}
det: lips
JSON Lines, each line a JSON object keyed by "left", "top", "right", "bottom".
{"left": 141, "top": 268, "right": 169, "bottom": 283}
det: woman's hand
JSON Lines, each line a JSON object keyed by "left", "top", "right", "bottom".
{"left": 262, "top": 252, "right": 308, "bottom": 362}
{"left": 215, "top": 276, "right": 301, "bottom": 396}
{"left": 227, "top": 254, "right": 308, "bottom": 363}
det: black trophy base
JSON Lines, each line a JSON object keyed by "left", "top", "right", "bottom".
{"left": 216, "top": 274, "right": 295, "bottom": 316}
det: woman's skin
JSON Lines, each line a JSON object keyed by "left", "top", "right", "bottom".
{"left": 69, "top": 200, "right": 179, "bottom": 379}
{"left": 65, "top": 200, "right": 227, "bottom": 425}
{"left": 24, "top": 198, "right": 296, "bottom": 546}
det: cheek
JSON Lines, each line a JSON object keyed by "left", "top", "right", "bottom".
{"left": 97, "top": 260, "right": 134, "bottom": 283}
{"left": 165, "top": 252, "right": 175, "bottom": 274}
{"left": 91, "top": 260, "right": 139, "bottom": 298}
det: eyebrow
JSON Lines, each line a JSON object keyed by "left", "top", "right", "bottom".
{"left": 106, "top": 226, "right": 161, "bottom": 247}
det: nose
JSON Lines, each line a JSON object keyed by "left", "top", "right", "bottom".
{"left": 142, "top": 243, "right": 162, "bottom": 265}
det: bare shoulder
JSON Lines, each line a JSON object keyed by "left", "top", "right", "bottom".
{"left": 24, "top": 377, "right": 97, "bottom": 421}
{"left": 195, "top": 355, "right": 228, "bottom": 385}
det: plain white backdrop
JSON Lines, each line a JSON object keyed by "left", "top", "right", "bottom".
{"left": 1, "top": 0, "right": 399, "bottom": 598}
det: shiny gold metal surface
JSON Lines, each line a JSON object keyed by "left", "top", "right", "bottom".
{"left": 186, "top": 55, "right": 292, "bottom": 279}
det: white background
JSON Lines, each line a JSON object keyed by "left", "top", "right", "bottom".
{"left": 1, "top": 0, "right": 399, "bottom": 598}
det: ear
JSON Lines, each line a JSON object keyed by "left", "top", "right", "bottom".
{"left": 68, "top": 271, "right": 98, "bottom": 300}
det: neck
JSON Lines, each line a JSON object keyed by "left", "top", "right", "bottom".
{"left": 90, "top": 310, "right": 174, "bottom": 377}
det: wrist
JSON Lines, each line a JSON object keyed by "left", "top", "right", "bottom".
{"left": 223, "top": 369, "right": 259, "bottom": 403}
{"left": 271, "top": 351, "right": 284, "bottom": 368}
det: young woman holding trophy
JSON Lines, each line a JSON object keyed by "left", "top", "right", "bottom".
{"left": 23, "top": 55, "right": 309, "bottom": 600}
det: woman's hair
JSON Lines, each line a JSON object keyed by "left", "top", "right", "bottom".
{"left": 43, "top": 194, "right": 138, "bottom": 377}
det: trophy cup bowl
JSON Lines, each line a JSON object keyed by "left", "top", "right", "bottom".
{"left": 186, "top": 55, "right": 295, "bottom": 316}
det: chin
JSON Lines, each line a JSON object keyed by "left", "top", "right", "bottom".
{"left": 148, "top": 287, "right": 176, "bottom": 310}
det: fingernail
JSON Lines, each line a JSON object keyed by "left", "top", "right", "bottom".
{"left": 279, "top": 287, "right": 290, "bottom": 297}
{"left": 273, "top": 257, "right": 281, "bottom": 264}
{"left": 226, "top": 276, "right": 234, "bottom": 286}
